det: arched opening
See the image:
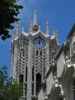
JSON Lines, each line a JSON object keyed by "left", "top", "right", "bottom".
{"left": 32, "top": 66, "right": 34, "bottom": 95}
{"left": 19, "top": 74, "right": 24, "bottom": 96}
{"left": 19, "top": 74, "right": 23, "bottom": 83}
{"left": 73, "top": 78, "right": 75, "bottom": 100}
{"left": 36, "top": 50, "right": 38, "bottom": 56}
{"left": 32, "top": 66, "right": 34, "bottom": 81}
{"left": 36, "top": 73, "right": 41, "bottom": 95}
{"left": 25, "top": 66, "right": 27, "bottom": 81}
{"left": 40, "top": 50, "right": 42, "bottom": 56}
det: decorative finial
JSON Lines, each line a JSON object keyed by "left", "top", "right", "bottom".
{"left": 51, "top": 31, "right": 60, "bottom": 45}
{"left": 39, "top": 25, "right": 41, "bottom": 31}
{"left": 51, "top": 31, "right": 57, "bottom": 39}
{"left": 53, "top": 31, "right": 58, "bottom": 39}
{"left": 46, "top": 17, "right": 49, "bottom": 34}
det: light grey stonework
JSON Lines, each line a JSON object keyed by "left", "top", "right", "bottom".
{"left": 12, "top": 15, "right": 75, "bottom": 100}
{"left": 12, "top": 25, "right": 59, "bottom": 100}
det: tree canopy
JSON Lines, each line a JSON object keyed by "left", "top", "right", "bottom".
{"left": 0, "top": 0, "right": 23, "bottom": 40}
{"left": 0, "top": 67, "right": 22, "bottom": 100}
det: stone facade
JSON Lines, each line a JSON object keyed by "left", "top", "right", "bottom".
{"left": 38, "top": 24, "right": 75, "bottom": 100}
{"left": 11, "top": 14, "right": 59, "bottom": 100}
{"left": 11, "top": 13, "right": 75, "bottom": 100}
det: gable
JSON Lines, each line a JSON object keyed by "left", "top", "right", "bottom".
{"left": 32, "top": 31, "right": 49, "bottom": 40}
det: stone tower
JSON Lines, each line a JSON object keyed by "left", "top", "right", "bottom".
{"left": 11, "top": 13, "right": 59, "bottom": 100}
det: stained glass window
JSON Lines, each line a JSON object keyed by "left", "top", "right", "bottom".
{"left": 34, "top": 36, "right": 46, "bottom": 48}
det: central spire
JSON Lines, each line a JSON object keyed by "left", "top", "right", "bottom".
{"left": 32, "top": 10, "right": 39, "bottom": 32}
{"left": 33, "top": 10, "right": 38, "bottom": 26}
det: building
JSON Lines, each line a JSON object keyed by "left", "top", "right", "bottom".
{"left": 11, "top": 12, "right": 75, "bottom": 100}
{"left": 38, "top": 24, "right": 75, "bottom": 100}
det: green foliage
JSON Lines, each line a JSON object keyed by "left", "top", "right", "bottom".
{"left": 0, "top": 0, "right": 23, "bottom": 40}
{"left": 0, "top": 67, "right": 22, "bottom": 100}
{"left": 0, "top": 66, "right": 8, "bottom": 88}
{"left": 7, "top": 80, "right": 22, "bottom": 100}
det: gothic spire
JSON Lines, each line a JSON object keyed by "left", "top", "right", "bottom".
{"left": 33, "top": 10, "right": 38, "bottom": 26}
{"left": 46, "top": 18, "right": 49, "bottom": 34}
{"left": 16, "top": 22, "right": 19, "bottom": 37}
{"left": 22, "top": 25, "right": 25, "bottom": 33}
{"left": 12, "top": 22, "right": 19, "bottom": 41}
{"left": 32, "top": 10, "right": 39, "bottom": 32}
{"left": 29, "top": 18, "right": 32, "bottom": 32}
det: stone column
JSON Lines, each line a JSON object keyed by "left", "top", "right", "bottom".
{"left": 45, "top": 39, "right": 49, "bottom": 76}
{"left": 34, "top": 48, "right": 36, "bottom": 96}
{"left": 34, "top": 65, "right": 36, "bottom": 96}
{"left": 13, "top": 42, "right": 18, "bottom": 80}
{"left": 23, "top": 61, "right": 26, "bottom": 97}
{"left": 27, "top": 37, "right": 32, "bottom": 100}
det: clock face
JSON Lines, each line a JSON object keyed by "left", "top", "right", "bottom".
{"left": 34, "top": 36, "right": 46, "bottom": 48}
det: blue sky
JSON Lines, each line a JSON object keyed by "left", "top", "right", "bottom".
{"left": 0, "top": 0, "right": 75, "bottom": 71}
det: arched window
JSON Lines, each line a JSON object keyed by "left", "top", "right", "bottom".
{"left": 32, "top": 66, "right": 34, "bottom": 81}
{"left": 36, "top": 50, "right": 38, "bottom": 56}
{"left": 71, "top": 42, "right": 75, "bottom": 63}
{"left": 72, "top": 79, "right": 75, "bottom": 100}
{"left": 25, "top": 66, "right": 28, "bottom": 97}
{"left": 73, "top": 42, "right": 75, "bottom": 51}
{"left": 25, "top": 66, "right": 27, "bottom": 81}
{"left": 19, "top": 74, "right": 23, "bottom": 83}
{"left": 36, "top": 73, "right": 41, "bottom": 95}
{"left": 40, "top": 50, "right": 42, "bottom": 56}
{"left": 19, "top": 74, "right": 24, "bottom": 95}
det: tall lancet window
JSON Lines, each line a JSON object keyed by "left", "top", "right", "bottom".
{"left": 36, "top": 73, "right": 41, "bottom": 95}
{"left": 19, "top": 74, "right": 23, "bottom": 96}
{"left": 72, "top": 42, "right": 75, "bottom": 54}
{"left": 73, "top": 79, "right": 75, "bottom": 100}
{"left": 25, "top": 65, "right": 28, "bottom": 81}
{"left": 19, "top": 74, "right": 23, "bottom": 83}
{"left": 32, "top": 66, "right": 34, "bottom": 96}
{"left": 25, "top": 65, "right": 28, "bottom": 98}
{"left": 34, "top": 36, "right": 46, "bottom": 48}
{"left": 71, "top": 42, "right": 75, "bottom": 63}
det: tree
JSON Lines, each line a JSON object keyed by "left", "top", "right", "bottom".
{"left": 7, "top": 80, "right": 22, "bottom": 100}
{"left": 0, "top": 66, "right": 8, "bottom": 87}
{"left": 0, "top": 0, "right": 23, "bottom": 40}
{"left": 0, "top": 67, "right": 8, "bottom": 100}
{"left": 0, "top": 67, "right": 22, "bottom": 100}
